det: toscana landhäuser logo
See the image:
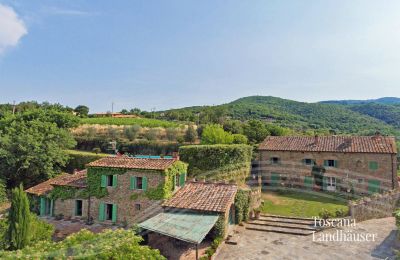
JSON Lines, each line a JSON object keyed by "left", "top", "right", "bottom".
{"left": 312, "top": 217, "right": 377, "bottom": 242}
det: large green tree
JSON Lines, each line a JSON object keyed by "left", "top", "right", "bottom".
{"left": 74, "top": 105, "right": 89, "bottom": 118}
{"left": 0, "top": 109, "right": 77, "bottom": 187}
{"left": 7, "top": 185, "right": 31, "bottom": 250}
{"left": 242, "top": 120, "right": 270, "bottom": 143}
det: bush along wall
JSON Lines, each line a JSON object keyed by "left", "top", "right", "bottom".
{"left": 179, "top": 144, "right": 252, "bottom": 183}
{"left": 75, "top": 137, "right": 180, "bottom": 156}
{"left": 64, "top": 150, "right": 108, "bottom": 173}
{"left": 234, "top": 189, "right": 251, "bottom": 224}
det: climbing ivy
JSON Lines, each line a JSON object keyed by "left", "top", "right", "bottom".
{"left": 86, "top": 167, "right": 127, "bottom": 198}
{"left": 212, "top": 215, "right": 226, "bottom": 238}
{"left": 49, "top": 161, "right": 188, "bottom": 201}
{"left": 48, "top": 186, "right": 81, "bottom": 200}
{"left": 144, "top": 161, "right": 188, "bottom": 200}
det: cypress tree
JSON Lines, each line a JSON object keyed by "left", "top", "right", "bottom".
{"left": 7, "top": 184, "right": 31, "bottom": 250}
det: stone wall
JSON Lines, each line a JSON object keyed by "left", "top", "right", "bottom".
{"left": 259, "top": 150, "right": 397, "bottom": 194}
{"left": 89, "top": 169, "right": 168, "bottom": 226}
{"left": 349, "top": 189, "right": 400, "bottom": 221}
{"left": 53, "top": 198, "right": 89, "bottom": 220}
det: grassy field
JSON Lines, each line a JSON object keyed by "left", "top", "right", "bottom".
{"left": 65, "top": 149, "right": 109, "bottom": 157}
{"left": 80, "top": 117, "right": 180, "bottom": 128}
{"left": 260, "top": 190, "right": 348, "bottom": 218}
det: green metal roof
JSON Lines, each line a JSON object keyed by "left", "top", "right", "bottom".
{"left": 138, "top": 212, "right": 219, "bottom": 244}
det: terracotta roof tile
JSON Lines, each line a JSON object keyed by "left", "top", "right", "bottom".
{"left": 163, "top": 182, "right": 237, "bottom": 213}
{"left": 25, "top": 170, "right": 87, "bottom": 196}
{"left": 258, "top": 135, "right": 397, "bottom": 154}
{"left": 86, "top": 156, "right": 176, "bottom": 170}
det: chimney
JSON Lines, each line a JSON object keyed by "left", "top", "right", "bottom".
{"left": 172, "top": 152, "right": 180, "bottom": 160}
{"left": 314, "top": 135, "right": 319, "bottom": 145}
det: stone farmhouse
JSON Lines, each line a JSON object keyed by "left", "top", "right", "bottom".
{"left": 26, "top": 155, "right": 188, "bottom": 225}
{"left": 258, "top": 135, "right": 398, "bottom": 194}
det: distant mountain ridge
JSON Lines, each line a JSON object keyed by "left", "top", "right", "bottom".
{"left": 320, "top": 97, "right": 400, "bottom": 105}
{"left": 159, "top": 96, "right": 400, "bottom": 136}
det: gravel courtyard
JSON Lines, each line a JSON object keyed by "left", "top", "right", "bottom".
{"left": 215, "top": 217, "right": 398, "bottom": 260}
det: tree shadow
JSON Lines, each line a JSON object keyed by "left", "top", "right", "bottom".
{"left": 371, "top": 230, "right": 399, "bottom": 259}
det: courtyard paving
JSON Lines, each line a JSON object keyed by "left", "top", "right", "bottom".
{"left": 215, "top": 217, "right": 398, "bottom": 260}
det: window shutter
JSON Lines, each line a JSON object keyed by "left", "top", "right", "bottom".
{"left": 40, "top": 197, "right": 46, "bottom": 216}
{"left": 101, "top": 175, "right": 107, "bottom": 187}
{"left": 99, "top": 202, "right": 105, "bottom": 221}
{"left": 179, "top": 173, "right": 186, "bottom": 187}
{"left": 323, "top": 160, "right": 328, "bottom": 167}
{"left": 112, "top": 175, "right": 118, "bottom": 187}
{"left": 334, "top": 160, "right": 338, "bottom": 168}
{"left": 112, "top": 204, "right": 117, "bottom": 223}
{"left": 322, "top": 176, "right": 327, "bottom": 191}
{"left": 142, "top": 177, "right": 148, "bottom": 191}
{"left": 50, "top": 199, "right": 54, "bottom": 217}
{"left": 130, "top": 176, "right": 136, "bottom": 190}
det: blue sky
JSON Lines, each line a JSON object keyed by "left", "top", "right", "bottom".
{"left": 0, "top": 1, "right": 400, "bottom": 112}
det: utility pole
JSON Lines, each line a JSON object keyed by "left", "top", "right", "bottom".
{"left": 12, "top": 100, "right": 16, "bottom": 115}
{"left": 112, "top": 102, "right": 114, "bottom": 114}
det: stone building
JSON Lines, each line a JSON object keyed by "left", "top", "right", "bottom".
{"left": 26, "top": 155, "right": 187, "bottom": 226}
{"left": 258, "top": 135, "right": 398, "bottom": 194}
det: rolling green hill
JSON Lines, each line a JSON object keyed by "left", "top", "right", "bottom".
{"left": 159, "top": 96, "right": 400, "bottom": 136}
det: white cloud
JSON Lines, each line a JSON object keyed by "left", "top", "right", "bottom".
{"left": 0, "top": 4, "right": 27, "bottom": 54}
{"left": 42, "top": 6, "right": 99, "bottom": 17}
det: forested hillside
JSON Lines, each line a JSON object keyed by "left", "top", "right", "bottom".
{"left": 158, "top": 96, "right": 400, "bottom": 136}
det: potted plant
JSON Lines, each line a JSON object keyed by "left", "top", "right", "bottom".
{"left": 255, "top": 209, "right": 261, "bottom": 219}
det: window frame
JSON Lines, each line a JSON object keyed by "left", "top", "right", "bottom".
{"left": 75, "top": 200, "right": 83, "bottom": 217}
{"left": 271, "top": 157, "right": 280, "bottom": 165}
{"left": 107, "top": 175, "right": 114, "bottom": 187}
{"left": 136, "top": 177, "right": 143, "bottom": 190}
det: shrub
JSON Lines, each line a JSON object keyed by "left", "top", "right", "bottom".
{"left": 165, "top": 127, "right": 178, "bottom": 141}
{"left": 232, "top": 134, "right": 248, "bottom": 144}
{"left": 318, "top": 209, "right": 333, "bottom": 220}
{"left": 201, "top": 124, "right": 234, "bottom": 144}
{"left": 394, "top": 209, "right": 400, "bottom": 229}
{"left": 144, "top": 128, "right": 160, "bottom": 141}
{"left": 0, "top": 179, "right": 6, "bottom": 204}
{"left": 0, "top": 229, "right": 165, "bottom": 259}
{"left": 184, "top": 124, "right": 198, "bottom": 143}
{"left": 334, "top": 208, "right": 348, "bottom": 218}
{"left": 235, "top": 190, "right": 251, "bottom": 224}
{"left": 124, "top": 125, "right": 141, "bottom": 141}
{"left": 29, "top": 214, "right": 54, "bottom": 244}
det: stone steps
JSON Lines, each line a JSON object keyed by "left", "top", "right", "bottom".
{"left": 246, "top": 214, "right": 320, "bottom": 236}
{"left": 245, "top": 223, "right": 315, "bottom": 236}
{"left": 248, "top": 220, "right": 317, "bottom": 231}
{"left": 256, "top": 216, "right": 315, "bottom": 226}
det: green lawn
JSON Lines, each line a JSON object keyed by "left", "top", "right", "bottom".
{"left": 80, "top": 117, "right": 179, "bottom": 128}
{"left": 260, "top": 190, "right": 348, "bottom": 218}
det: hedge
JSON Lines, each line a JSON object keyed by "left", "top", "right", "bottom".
{"left": 64, "top": 150, "right": 108, "bottom": 173}
{"left": 75, "top": 137, "right": 180, "bottom": 156}
{"left": 179, "top": 144, "right": 252, "bottom": 172}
